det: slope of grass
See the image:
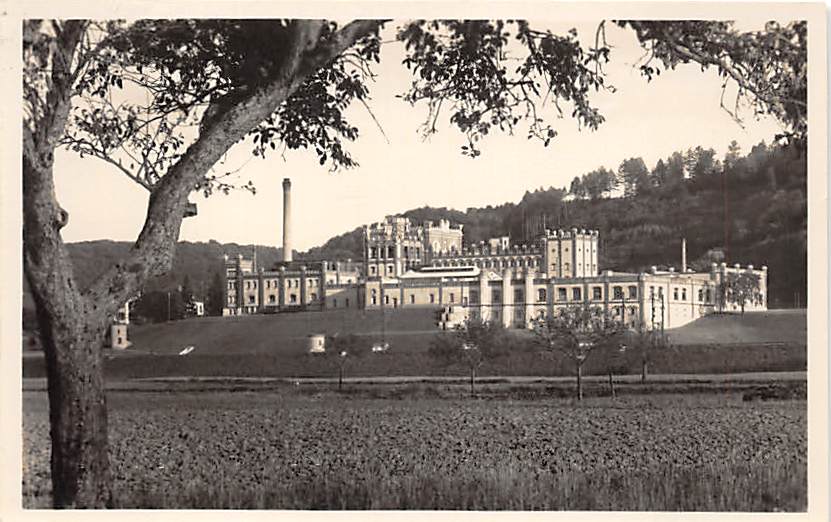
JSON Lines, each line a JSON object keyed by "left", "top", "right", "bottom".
{"left": 128, "top": 308, "right": 807, "bottom": 356}
{"left": 668, "top": 309, "right": 806, "bottom": 345}
{"left": 128, "top": 308, "right": 440, "bottom": 355}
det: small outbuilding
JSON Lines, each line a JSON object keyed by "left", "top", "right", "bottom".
{"left": 307, "top": 334, "right": 326, "bottom": 353}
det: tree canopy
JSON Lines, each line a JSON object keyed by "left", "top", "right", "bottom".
{"left": 619, "top": 21, "right": 807, "bottom": 146}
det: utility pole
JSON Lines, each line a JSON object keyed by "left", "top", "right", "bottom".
{"left": 167, "top": 291, "right": 171, "bottom": 322}
{"left": 660, "top": 293, "right": 665, "bottom": 336}
{"left": 380, "top": 284, "right": 386, "bottom": 345}
{"left": 651, "top": 291, "right": 656, "bottom": 330}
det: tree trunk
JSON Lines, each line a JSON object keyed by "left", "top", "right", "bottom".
{"left": 25, "top": 126, "right": 115, "bottom": 507}
{"left": 470, "top": 367, "right": 475, "bottom": 397}
{"left": 576, "top": 363, "right": 583, "bottom": 401}
{"left": 338, "top": 365, "right": 344, "bottom": 392}
{"left": 641, "top": 358, "right": 648, "bottom": 384}
{"left": 41, "top": 312, "right": 113, "bottom": 508}
{"left": 24, "top": 164, "right": 114, "bottom": 506}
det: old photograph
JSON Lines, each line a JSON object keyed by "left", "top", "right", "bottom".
{"left": 6, "top": 2, "right": 828, "bottom": 517}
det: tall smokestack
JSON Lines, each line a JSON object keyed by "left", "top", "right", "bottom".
{"left": 282, "top": 178, "right": 292, "bottom": 263}
{"left": 681, "top": 238, "right": 687, "bottom": 273}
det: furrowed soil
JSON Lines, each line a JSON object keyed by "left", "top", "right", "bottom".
{"left": 22, "top": 385, "right": 806, "bottom": 511}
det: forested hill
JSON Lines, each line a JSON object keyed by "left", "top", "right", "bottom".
{"left": 307, "top": 141, "right": 807, "bottom": 308}
{"left": 27, "top": 141, "right": 804, "bottom": 310}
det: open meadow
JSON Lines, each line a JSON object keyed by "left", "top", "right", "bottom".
{"left": 22, "top": 382, "right": 807, "bottom": 511}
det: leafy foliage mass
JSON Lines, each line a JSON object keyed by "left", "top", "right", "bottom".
{"left": 399, "top": 21, "right": 610, "bottom": 156}
{"left": 721, "top": 272, "right": 763, "bottom": 314}
{"left": 619, "top": 21, "right": 807, "bottom": 146}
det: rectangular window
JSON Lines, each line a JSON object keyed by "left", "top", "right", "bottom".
{"left": 370, "top": 266, "right": 376, "bottom": 275}
{"left": 492, "top": 290, "right": 502, "bottom": 303}
{"left": 470, "top": 290, "right": 479, "bottom": 304}
{"left": 629, "top": 286, "right": 637, "bottom": 299}
{"left": 673, "top": 288, "right": 679, "bottom": 301}
{"left": 387, "top": 265, "right": 394, "bottom": 274}
{"left": 705, "top": 289, "right": 712, "bottom": 303}
{"left": 345, "top": 298, "right": 350, "bottom": 307}
{"left": 429, "top": 293, "right": 435, "bottom": 303}
{"left": 248, "top": 295, "right": 255, "bottom": 304}
{"left": 268, "top": 295, "right": 276, "bottom": 304}
{"left": 449, "top": 293, "right": 455, "bottom": 303}
{"left": 384, "top": 295, "right": 390, "bottom": 305}
{"left": 681, "top": 288, "right": 687, "bottom": 301}
{"left": 514, "top": 289, "right": 523, "bottom": 303}
{"left": 658, "top": 287, "right": 664, "bottom": 297}
{"left": 613, "top": 286, "right": 624, "bottom": 300}
{"left": 558, "top": 288, "right": 567, "bottom": 301}
{"left": 698, "top": 289, "right": 704, "bottom": 302}
{"left": 572, "top": 287, "right": 582, "bottom": 301}
{"left": 410, "top": 294, "right": 415, "bottom": 304}
{"left": 538, "top": 289, "right": 547, "bottom": 302}
{"left": 266, "top": 280, "right": 270, "bottom": 289}
{"left": 290, "top": 294, "right": 297, "bottom": 303}
{"left": 593, "top": 287, "right": 602, "bottom": 300}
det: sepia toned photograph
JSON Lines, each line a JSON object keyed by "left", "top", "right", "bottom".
{"left": 6, "top": 2, "right": 828, "bottom": 517}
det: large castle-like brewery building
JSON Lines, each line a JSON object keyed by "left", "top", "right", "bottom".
{"left": 223, "top": 179, "right": 767, "bottom": 331}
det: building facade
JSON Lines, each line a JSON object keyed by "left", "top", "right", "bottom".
{"left": 222, "top": 254, "right": 361, "bottom": 315}
{"left": 357, "top": 215, "right": 766, "bottom": 330}
{"left": 427, "top": 227, "right": 599, "bottom": 279}
{"left": 363, "top": 217, "right": 464, "bottom": 279}
{"left": 223, "top": 207, "right": 768, "bottom": 329}
{"left": 360, "top": 262, "right": 767, "bottom": 331}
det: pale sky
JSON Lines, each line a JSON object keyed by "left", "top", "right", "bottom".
{"left": 53, "top": 20, "right": 784, "bottom": 252}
